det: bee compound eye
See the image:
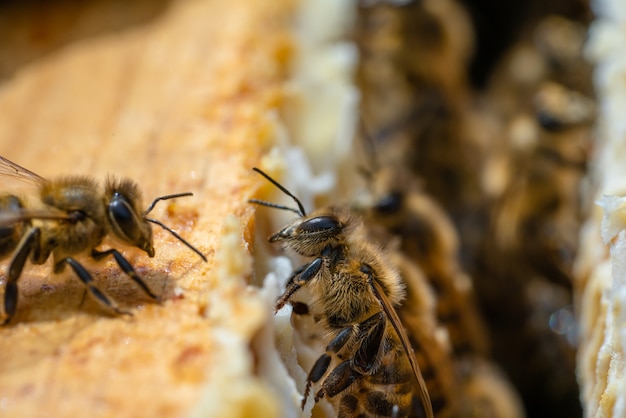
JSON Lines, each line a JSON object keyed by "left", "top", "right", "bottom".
{"left": 537, "top": 110, "right": 566, "bottom": 131}
{"left": 297, "top": 216, "right": 342, "bottom": 234}
{"left": 374, "top": 193, "right": 402, "bottom": 215}
{"left": 108, "top": 194, "right": 141, "bottom": 242}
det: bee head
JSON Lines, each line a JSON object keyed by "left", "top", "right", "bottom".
{"left": 250, "top": 168, "right": 361, "bottom": 256}
{"left": 353, "top": 166, "right": 408, "bottom": 227}
{"left": 269, "top": 213, "right": 346, "bottom": 256}
{"left": 104, "top": 178, "right": 207, "bottom": 263}
{"left": 270, "top": 205, "right": 360, "bottom": 257}
{"left": 373, "top": 192, "right": 404, "bottom": 215}
{"left": 105, "top": 179, "right": 155, "bottom": 257}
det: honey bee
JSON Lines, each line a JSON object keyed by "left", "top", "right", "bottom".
{"left": 473, "top": 16, "right": 593, "bottom": 418}
{"left": 354, "top": 124, "right": 489, "bottom": 359}
{"left": 356, "top": 0, "right": 488, "bottom": 271}
{"left": 251, "top": 167, "right": 435, "bottom": 418}
{"left": 0, "top": 155, "right": 206, "bottom": 324}
{"left": 351, "top": 122, "right": 529, "bottom": 417}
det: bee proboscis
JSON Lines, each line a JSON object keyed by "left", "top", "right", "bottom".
{"left": 250, "top": 167, "right": 434, "bottom": 418}
{"left": 0, "top": 155, "right": 207, "bottom": 324}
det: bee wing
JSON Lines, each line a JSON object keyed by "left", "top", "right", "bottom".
{"left": 371, "top": 279, "right": 435, "bottom": 418}
{"left": 0, "top": 209, "right": 71, "bottom": 226}
{"left": 0, "top": 155, "right": 45, "bottom": 185}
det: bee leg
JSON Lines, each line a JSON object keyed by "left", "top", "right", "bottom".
{"left": 315, "top": 360, "right": 359, "bottom": 401}
{"left": 353, "top": 311, "right": 386, "bottom": 375}
{"left": 312, "top": 312, "right": 386, "bottom": 406}
{"left": 91, "top": 249, "right": 158, "bottom": 300}
{"left": 63, "top": 257, "right": 131, "bottom": 316}
{"left": 2, "top": 227, "right": 41, "bottom": 325}
{"left": 275, "top": 257, "right": 323, "bottom": 311}
{"left": 302, "top": 354, "right": 331, "bottom": 409}
{"left": 277, "top": 262, "right": 309, "bottom": 312}
{"left": 302, "top": 326, "right": 355, "bottom": 408}
{"left": 0, "top": 227, "right": 20, "bottom": 260}
{"left": 284, "top": 262, "right": 309, "bottom": 289}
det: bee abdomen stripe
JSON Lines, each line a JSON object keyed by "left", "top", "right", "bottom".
{"left": 369, "top": 363, "right": 412, "bottom": 385}
{"left": 366, "top": 391, "right": 399, "bottom": 416}
{"left": 339, "top": 394, "right": 359, "bottom": 416}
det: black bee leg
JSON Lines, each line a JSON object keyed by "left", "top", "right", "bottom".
{"left": 302, "top": 354, "right": 332, "bottom": 409}
{"left": 352, "top": 311, "right": 386, "bottom": 375}
{"left": 275, "top": 257, "right": 323, "bottom": 311}
{"left": 311, "top": 312, "right": 386, "bottom": 406}
{"left": 2, "top": 227, "right": 40, "bottom": 325}
{"left": 276, "top": 262, "right": 308, "bottom": 311}
{"left": 283, "top": 262, "right": 309, "bottom": 289}
{"left": 315, "top": 360, "right": 359, "bottom": 401}
{"left": 91, "top": 249, "right": 158, "bottom": 300}
{"left": 302, "top": 326, "right": 354, "bottom": 409}
{"left": 63, "top": 257, "right": 131, "bottom": 316}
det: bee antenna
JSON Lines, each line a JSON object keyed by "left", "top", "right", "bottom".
{"left": 144, "top": 192, "right": 194, "bottom": 216}
{"left": 145, "top": 217, "right": 207, "bottom": 262}
{"left": 252, "top": 167, "right": 307, "bottom": 216}
{"left": 248, "top": 199, "right": 303, "bottom": 216}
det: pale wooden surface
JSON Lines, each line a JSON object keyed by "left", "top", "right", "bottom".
{"left": 0, "top": 0, "right": 295, "bottom": 416}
